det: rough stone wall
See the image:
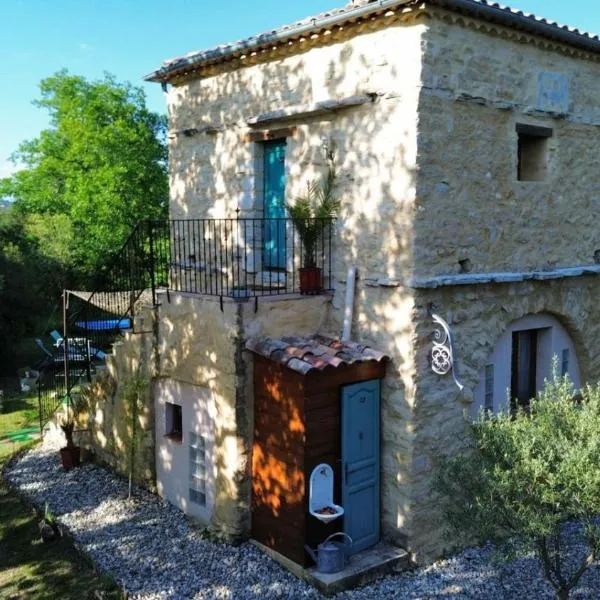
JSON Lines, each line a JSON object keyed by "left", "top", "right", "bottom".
{"left": 410, "top": 276, "right": 600, "bottom": 560}
{"left": 415, "top": 10, "right": 600, "bottom": 277}
{"left": 167, "top": 19, "right": 422, "bottom": 282}
{"left": 401, "top": 9, "right": 600, "bottom": 561}
{"left": 160, "top": 4, "right": 600, "bottom": 562}
{"left": 81, "top": 309, "right": 157, "bottom": 488}
{"left": 167, "top": 15, "right": 426, "bottom": 551}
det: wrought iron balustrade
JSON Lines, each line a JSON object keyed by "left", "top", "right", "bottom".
{"left": 162, "top": 217, "right": 334, "bottom": 297}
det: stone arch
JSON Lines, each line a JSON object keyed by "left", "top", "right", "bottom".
{"left": 461, "top": 285, "right": 591, "bottom": 387}
{"left": 470, "top": 311, "right": 582, "bottom": 418}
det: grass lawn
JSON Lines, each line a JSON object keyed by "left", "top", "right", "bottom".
{"left": 0, "top": 446, "right": 123, "bottom": 599}
{"left": 0, "top": 387, "right": 39, "bottom": 439}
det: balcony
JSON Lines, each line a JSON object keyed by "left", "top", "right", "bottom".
{"left": 152, "top": 217, "right": 335, "bottom": 299}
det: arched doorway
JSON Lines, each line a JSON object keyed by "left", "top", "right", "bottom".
{"left": 471, "top": 313, "right": 581, "bottom": 418}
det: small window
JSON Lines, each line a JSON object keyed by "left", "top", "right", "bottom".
{"left": 516, "top": 123, "right": 552, "bottom": 181}
{"left": 561, "top": 348, "right": 569, "bottom": 377}
{"left": 165, "top": 402, "right": 183, "bottom": 442}
{"left": 189, "top": 432, "right": 207, "bottom": 506}
{"left": 484, "top": 364, "right": 494, "bottom": 412}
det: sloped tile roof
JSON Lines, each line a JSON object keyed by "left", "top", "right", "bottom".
{"left": 146, "top": 0, "right": 600, "bottom": 83}
{"left": 246, "top": 334, "right": 390, "bottom": 375}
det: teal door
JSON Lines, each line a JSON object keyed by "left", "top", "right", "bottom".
{"left": 342, "top": 379, "right": 381, "bottom": 555}
{"left": 263, "top": 140, "right": 287, "bottom": 269}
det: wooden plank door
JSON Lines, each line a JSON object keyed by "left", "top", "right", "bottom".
{"left": 341, "top": 379, "right": 380, "bottom": 555}
{"left": 263, "top": 140, "right": 287, "bottom": 269}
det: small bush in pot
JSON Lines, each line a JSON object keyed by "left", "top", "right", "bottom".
{"left": 60, "top": 418, "right": 81, "bottom": 470}
{"left": 38, "top": 502, "right": 60, "bottom": 543}
{"left": 287, "top": 159, "right": 339, "bottom": 294}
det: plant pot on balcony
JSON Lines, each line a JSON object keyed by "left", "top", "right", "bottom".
{"left": 60, "top": 446, "right": 81, "bottom": 470}
{"left": 286, "top": 157, "right": 339, "bottom": 297}
{"left": 299, "top": 267, "right": 322, "bottom": 295}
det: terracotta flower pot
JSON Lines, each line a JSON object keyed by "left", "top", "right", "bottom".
{"left": 299, "top": 267, "right": 322, "bottom": 295}
{"left": 60, "top": 446, "right": 81, "bottom": 470}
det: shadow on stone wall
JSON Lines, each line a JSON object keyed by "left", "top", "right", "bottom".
{"left": 79, "top": 320, "right": 156, "bottom": 489}
{"left": 163, "top": 17, "right": 423, "bottom": 552}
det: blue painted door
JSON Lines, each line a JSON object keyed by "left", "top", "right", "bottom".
{"left": 263, "top": 140, "right": 287, "bottom": 269}
{"left": 342, "top": 379, "right": 380, "bottom": 555}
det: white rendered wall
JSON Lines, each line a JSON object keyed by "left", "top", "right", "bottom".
{"left": 155, "top": 379, "right": 216, "bottom": 524}
{"left": 472, "top": 313, "right": 581, "bottom": 418}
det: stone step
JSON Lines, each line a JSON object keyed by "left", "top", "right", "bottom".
{"left": 251, "top": 540, "right": 410, "bottom": 597}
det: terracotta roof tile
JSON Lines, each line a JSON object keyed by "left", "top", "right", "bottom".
{"left": 246, "top": 334, "right": 390, "bottom": 375}
{"left": 286, "top": 357, "right": 314, "bottom": 375}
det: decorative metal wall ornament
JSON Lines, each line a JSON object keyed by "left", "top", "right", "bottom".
{"left": 428, "top": 304, "right": 464, "bottom": 391}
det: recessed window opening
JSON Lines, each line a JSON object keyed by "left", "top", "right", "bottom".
{"left": 474, "top": 314, "right": 581, "bottom": 420}
{"left": 511, "top": 329, "right": 538, "bottom": 411}
{"left": 458, "top": 258, "right": 472, "bottom": 274}
{"left": 165, "top": 402, "right": 183, "bottom": 442}
{"left": 189, "top": 432, "right": 207, "bottom": 506}
{"left": 516, "top": 123, "right": 552, "bottom": 182}
{"left": 484, "top": 364, "right": 494, "bottom": 413}
{"left": 561, "top": 348, "right": 570, "bottom": 377}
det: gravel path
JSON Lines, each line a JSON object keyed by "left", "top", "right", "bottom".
{"left": 5, "top": 440, "right": 600, "bottom": 599}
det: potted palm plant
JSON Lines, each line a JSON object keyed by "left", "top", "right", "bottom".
{"left": 287, "top": 162, "right": 339, "bottom": 294}
{"left": 60, "top": 418, "right": 81, "bottom": 470}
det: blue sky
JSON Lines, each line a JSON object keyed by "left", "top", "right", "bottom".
{"left": 0, "top": 0, "right": 597, "bottom": 178}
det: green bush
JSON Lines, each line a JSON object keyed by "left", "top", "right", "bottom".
{"left": 437, "top": 370, "right": 600, "bottom": 600}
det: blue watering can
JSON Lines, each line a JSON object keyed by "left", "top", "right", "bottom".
{"left": 304, "top": 532, "right": 353, "bottom": 574}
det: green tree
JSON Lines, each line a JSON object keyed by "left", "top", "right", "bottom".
{"left": 0, "top": 207, "right": 63, "bottom": 372}
{"left": 437, "top": 373, "right": 600, "bottom": 599}
{"left": 1, "top": 71, "right": 167, "bottom": 276}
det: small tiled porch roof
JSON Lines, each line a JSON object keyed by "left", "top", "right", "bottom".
{"left": 246, "top": 334, "right": 390, "bottom": 375}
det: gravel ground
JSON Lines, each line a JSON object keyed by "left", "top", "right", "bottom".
{"left": 5, "top": 440, "right": 600, "bottom": 599}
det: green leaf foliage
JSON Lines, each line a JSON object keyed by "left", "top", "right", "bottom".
{"left": 287, "top": 160, "right": 339, "bottom": 267}
{"left": 0, "top": 206, "right": 65, "bottom": 372}
{"left": 4, "top": 71, "right": 167, "bottom": 276}
{"left": 437, "top": 372, "right": 600, "bottom": 599}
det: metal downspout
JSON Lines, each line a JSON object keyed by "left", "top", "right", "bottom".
{"left": 342, "top": 266, "right": 357, "bottom": 342}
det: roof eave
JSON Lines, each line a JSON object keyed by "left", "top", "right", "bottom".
{"left": 144, "top": 0, "right": 414, "bottom": 83}
{"left": 144, "top": 0, "right": 600, "bottom": 84}
{"left": 442, "top": 0, "right": 600, "bottom": 54}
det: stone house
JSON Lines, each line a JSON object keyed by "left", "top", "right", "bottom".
{"left": 127, "top": 0, "right": 600, "bottom": 565}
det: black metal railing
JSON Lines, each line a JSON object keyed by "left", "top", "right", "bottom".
{"left": 37, "top": 362, "right": 88, "bottom": 432}
{"left": 37, "top": 216, "right": 335, "bottom": 430}
{"left": 164, "top": 217, "right": 334, "bottom": 297}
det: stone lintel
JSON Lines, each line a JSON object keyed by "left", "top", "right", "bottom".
{"left": 245, "top": 126, "right": 298, "bottom": 142}
{"left": 247, "top": 95, "right": 375, "bottom": 127}
{"left": 410, "top": 265, "right": 600, "bottom": 289}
